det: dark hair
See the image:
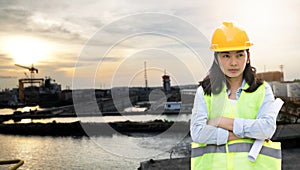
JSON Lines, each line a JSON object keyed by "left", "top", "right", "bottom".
{"left": 200, "top": 50, "right": 263, "bottom": 95}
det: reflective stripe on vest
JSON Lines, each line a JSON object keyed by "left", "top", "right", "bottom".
{"left": 192, "top": 142, "right": 281, "bottom": 159}
{"left": 192, "top": 145, "right": 226, "bottom": 157}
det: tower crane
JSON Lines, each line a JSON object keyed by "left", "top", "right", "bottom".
{"left": 15, "top": 64, "right": 38, "bottom": 79}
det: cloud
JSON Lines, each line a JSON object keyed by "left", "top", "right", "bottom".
{"left": 1, "top": 6, "right": 31, "bottom": 20}
{"left": 0, "top": 75, "right": 17, "bottom": 79}
{"left": 0, "top": 6, "right": 88, "bottom": 43}
{"left": 0, "top": 53, "right": 11, "bottom": 59}
{"left": 0, "top": 0, "right": 300, "bottom": 88}
{"left": 0, "top": 53, "right": 13, "bottom": 64}
{"left": 80, "top": 56, "right": 122, "bottom": 62}
{"left": 0, "top": 1, "right": 206, "bottom": 49}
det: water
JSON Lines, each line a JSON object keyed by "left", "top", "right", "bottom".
{"left": 2, "top": 134, "right": 300, "bottom": 170}
{"left": 0, "top": 107, "right": 191, "bottom": 169}
{"left": 0, "top": 134, "right": 140, "bottom": 169}
{"left": 1, "top": 106, "right": 300, "bottom": 169}
{"left": 0, "top": 134, "right": 190, "bottom": 169}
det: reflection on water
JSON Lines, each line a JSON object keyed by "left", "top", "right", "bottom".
{"left": 0, "top": 133, "right": 190, "bottom": 169}
{"left": 0, "top": 108, "right": 17, "bottom": 115}
{"left": 0, "top": 106, "right": 42, "bottom": 115}
{"left": 16, "top": 105, "right": 42, "bottom": 112}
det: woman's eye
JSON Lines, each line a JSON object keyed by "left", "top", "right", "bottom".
{"left": 238, "top": 53, "right": 245, "bottom": 57}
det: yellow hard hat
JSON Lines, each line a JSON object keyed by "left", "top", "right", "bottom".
{"left": 210, "top": 22, "right": 253, "bottom": 52}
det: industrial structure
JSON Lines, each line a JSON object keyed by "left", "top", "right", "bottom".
{"left": 162, "top": 71, "right": 171, "bottom": 92}
{"left": 144, "top": 61, "right": 148, "bottom": 90}
{"left": 257, "top": 71, "right": 284, "bottom": 82}
{"left": 13, "top": 64, "right": 61, "bottom": 106}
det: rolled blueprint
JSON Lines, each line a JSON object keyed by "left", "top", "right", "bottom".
{"left": 248, "top": 139, "right": 264, "bottom": 162}
{"left": 248, "top": 98, "right": 284, "bottom": 162}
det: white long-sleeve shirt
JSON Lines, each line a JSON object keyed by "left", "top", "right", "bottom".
{"left": 190, "top": 81, "right": 277, "bottom": 145}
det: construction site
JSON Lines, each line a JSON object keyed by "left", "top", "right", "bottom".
{"left": 0, "top": 64, "right": 62, "bottom": 108}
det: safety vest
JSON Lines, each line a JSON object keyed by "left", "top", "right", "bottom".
{"left": 191, "top": 82, "right": 281, "bottom": 170}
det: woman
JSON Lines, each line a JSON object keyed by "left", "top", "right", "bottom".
{"left": 190, "top": 22, "right": 281, "bottom": 170}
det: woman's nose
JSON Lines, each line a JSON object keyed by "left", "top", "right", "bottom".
{"left": 230, "top": 58, "right": 238, "bottom": 66}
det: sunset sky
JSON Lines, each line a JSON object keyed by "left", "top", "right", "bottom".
{"left": 0, "top": 0, "right": 299, "bottom": 90}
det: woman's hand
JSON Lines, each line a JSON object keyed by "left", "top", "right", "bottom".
{"left": 228, "top": 132, "right": 240, "bottom": 141}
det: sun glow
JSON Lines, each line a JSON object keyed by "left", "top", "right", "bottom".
{"left": 7, "top": 36, "right": 50, "bottom": 65}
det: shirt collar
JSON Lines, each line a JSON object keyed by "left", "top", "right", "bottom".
{"left": 226, "top": 79, "right": 246, "bottom": 94}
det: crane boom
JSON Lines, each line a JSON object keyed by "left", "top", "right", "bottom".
{"left": 15, "top": 64, "right": 38, "bottom": 73}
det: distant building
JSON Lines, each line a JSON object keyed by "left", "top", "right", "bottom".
{"left": 162, "top": 74, "right": 171, "bottom": 92}
{"left": 269, "top": 81, "right": 300, "bottom": 101}
{"left": 257, "top": 71, "right": 284, "bottom": 82}
{"left": 256, "top": 71, "right": 300, "bottom": 100}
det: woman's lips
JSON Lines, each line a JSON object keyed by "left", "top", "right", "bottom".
{"left": 228, "top": 69, "right": 239, "bottom": 73}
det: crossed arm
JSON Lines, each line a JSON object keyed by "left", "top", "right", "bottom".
{"left": 208, "top": 117, "right": 240, "bottom": 141}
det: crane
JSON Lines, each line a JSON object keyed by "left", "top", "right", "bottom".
{"left": 15, "top": 64, "right": 38, "bottom": 79}
{"left": 14, "top": 64, "right": 42, "bottom": 102}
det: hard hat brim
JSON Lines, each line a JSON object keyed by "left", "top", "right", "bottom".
{"left": 210, "top": 45, "right": 253, "bottom": 52}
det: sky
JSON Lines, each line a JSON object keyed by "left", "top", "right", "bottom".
{"left": 0, "top": 0, "right": 299, "bottom": 90}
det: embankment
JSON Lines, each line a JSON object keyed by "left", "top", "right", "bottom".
{"left": 0, "top": 120, "right": 188, "bottom": 137}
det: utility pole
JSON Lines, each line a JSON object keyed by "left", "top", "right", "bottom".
{"left": 279, "top": 64, "right": 284, "bottom": 72}
{"left": 279, "top": 64, "right": 284, "bottom": 81}
{"left": 144, "top": 61, "right": 148, "bottom": 91}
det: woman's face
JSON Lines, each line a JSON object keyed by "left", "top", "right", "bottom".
{"left": 217, "top": 50, "right": 249, "bottom": 79}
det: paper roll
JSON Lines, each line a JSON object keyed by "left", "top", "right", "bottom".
{"left": 248, "top": 139, "right": 264, "bottom": 162}
{"left": 248, "top": 98, "right": 284, "bottom": 162}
